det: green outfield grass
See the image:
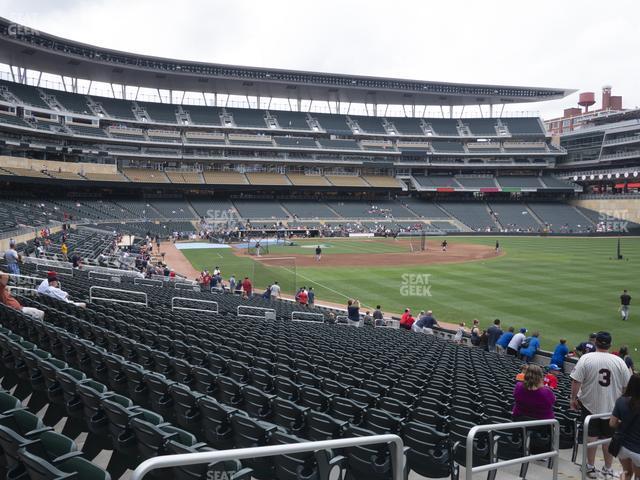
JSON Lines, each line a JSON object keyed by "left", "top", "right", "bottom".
{"left": 180, "top": 236, "right": 640, "bottom": 353}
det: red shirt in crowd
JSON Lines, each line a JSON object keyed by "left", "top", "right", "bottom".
{"left": 242, "top": 278, "right": 252, "bottom": 295}
{"left": 0, "top": 283, "right": 22, "bottom": 311}
{"left": 400, "top": 311, "right": 415, "bottom": 329}
{"left": 298, "top": 290, "right": 308, "bottom": 305}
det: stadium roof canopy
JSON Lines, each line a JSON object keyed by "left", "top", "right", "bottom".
{"left": 0, "top": 17, "right": 575, "bottom": 107}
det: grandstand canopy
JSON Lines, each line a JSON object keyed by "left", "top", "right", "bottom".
{"left": 0, "top": 17, "right": 574, "bottom": 107}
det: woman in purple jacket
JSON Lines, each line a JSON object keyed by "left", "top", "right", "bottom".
{"left": 512, "top": 364, "right": 556, "bottom": 420}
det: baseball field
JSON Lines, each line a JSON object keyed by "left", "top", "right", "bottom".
{"left": 180, "top": 236, "right": 640, "bottom": 354}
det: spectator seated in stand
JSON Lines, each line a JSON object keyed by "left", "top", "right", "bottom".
{"left": 512, "top": 364, "right": 556, "bottom": 420}
{"left": 37, "top": 271, "right": 86, "bottom": 308}
{"left": 0, "top": 272, "right": 45, "bottom": 319}
{"left": 399, "top": 308, "right": 415, "bottom": 330}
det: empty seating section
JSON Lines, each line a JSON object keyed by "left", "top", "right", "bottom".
{"left": 488, "top": 203, "right": 542, "bottom": 231}
{"left": 281, "top": 201, "right": 339, "bottom": 219}
{"left": 67, "top": 124, "right": 109, "bottom": 137}
{"left": 113, "top": 200, "right": 160, "bottom": 218}
{"left": 91, "top": 96, "right": 136, "bottom": 120}
{"left": 0, "top": 80, "right": 50, "bottom": 109}
{"left": 389, "top": 118, "right": 424, "bottom": 135}
{"left": 527, "top": 203, "right": 594, "bottom": 232}
{"left": 225, "top": 107, "right": 267, "bottom": 128}
{"left": 245, "top": 172, "right": 291, "bottom": 185}
{"left": 228, "top": 134, "right": 273, "bottom": 146}
{"left": 286, "top": 174, "right": 331, "bottom": 186}
{"left": 121, "top": 168, "right": 169, "bottom": 183}
{"left": 183, "top": 105, "right": 223, "bottom": 125}
{"left": 166, "top": 171, "right": 204, "bottom": 184}
{"left": 0, "top": 112, "right": 31, "bottom": 128}
{"left": 349, "top": 115, "right": 387, "bottom": 134}
{"left": 202, "top": 171, "right": 248, "bottom": 185}
{"left": 79, "top": 172, "right": 129, "bottom": 182}
{"left": 362, "top": 176, "right": 404, "bottom": 188}
{"left": 0, "top": 167, "right": 49, "bottom": 178}
{"left": 431, "top": 220, "right": 462, "bottom": 232}
{"left": 325, "top": 176, "right": 368, "bottom": 187}
{"left": 149, "top": 200, "right": 194, "bottom": 219}
{"left": 462, "top": 119, "right": 498, "bottom": 136}
{"left": 138, "top": 101, "right": 179, "bottom": 123}
{"left": 431, "top": 141, "right": 465, "bottom": 153}
{"left": 502, "top": 118, "right": 545, "bottom": 136}
{"left": 426, "top": 119, "right": 459, "bottom": 136}
{"left": 188, "top": 199, "right": 236, "bottom": 218}
{"left": 46, "top": 171, "right": 85, "bottom": 181}
{"left": 541, "top": 176, "right": 577, "bottom": 189}
{"left": 311, "top": 113, "right": 352, "bottom": 135}
{"left": 413, "top": 176, "right": 460, "bottom": 189}
{"left": 440, "top": 202, "right": 498, "bottom": 231}
{"left": 232, "top": 200, "right": 288, "bottom": 219}
{"left": 318, "top": 138, "right": 360, "bottom": 150}
{"left": 271, "top": 110, "right": 310, "bottom": 130}
{"left": 45, "top": 88, "right": 94, "bottom": 115}
{"left": 497, "top": 176, "right": 544, "bottom": 189}
{"left": 274, "top": 137, "right": 318, "bottom": 148}
{"left": 454, "top": 177, "right": 497, "bottom": 189}
{"left": 327, "top": 200, "right": 394, "bottom": 218}
{"left": 402, "top": 199, "right": 451, "bottom": 219}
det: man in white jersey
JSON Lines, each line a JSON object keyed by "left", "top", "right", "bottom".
{"left": 570, "top": 331, "right": 631, "bottom": 478}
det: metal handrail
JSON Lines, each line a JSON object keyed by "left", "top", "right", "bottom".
{"left": 237, "top": 305, "right": 276, "bottom": 319}
{"left": 131, "top": 434, "right": 404, "bottom": 480}
{"left": 291, "top": 311, "right": 325, "bottom": 323}
{"left": 89, "top": 286, "right": 148, "bottom": 307}
{"left": 466, "top": 419, "right": 559, "bottom": 480}
{"left": 171, "top": 297, "right": 218, "bottom": 314}
{"left": 581, "top": 413, "right": 611, "bottom": 480}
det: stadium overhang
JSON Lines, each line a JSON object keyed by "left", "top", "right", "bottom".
{"left": 0, "top": 17, "right": 575, "bottom": 107}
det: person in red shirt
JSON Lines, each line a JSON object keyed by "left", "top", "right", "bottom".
{"left": 298, "top": 288, "right": 308, "bottom": 306}
{"left": 400, "top": 308, "right": 415, "bottom": 330}
{"left": 0, "top": 273, "right": 44, "bottom": 320}
{"left": 241, "top": 277, "right": 253, "bottom": 298}
{"left": 544, "top": 364, "right": 561, "bottom": 389}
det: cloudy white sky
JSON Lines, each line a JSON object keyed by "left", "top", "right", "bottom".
{"left": 1, "top": 0, "right": 639, "bottom": 119}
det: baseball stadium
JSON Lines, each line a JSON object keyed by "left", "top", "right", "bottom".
{"left": 0, "top": 10, "right": 639, "bottom": 480}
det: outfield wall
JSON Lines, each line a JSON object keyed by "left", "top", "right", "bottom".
{"left": 572, "top": 198, "right": 640, "bottom": 223}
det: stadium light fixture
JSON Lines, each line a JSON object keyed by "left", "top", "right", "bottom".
{"left": 573, "top": 175, "right": 578, "bottom": 181}
{"left": 624, "top": 172, "right": 629, "bottom": 178}
{"left": 598, "top": 174, "right": 604, "bottom": 180}
{"left": 634, "top": 171, "right": 638, "bottom": 177}
{"left": 589, "top": 174, "right": 595, "bottom": 180}
{"left": 581, "top": 175, "right": 586, "bottom": 180}
{"left": 615, "top": 173, "right": 620, "bottom": 179}
{"left": 607, "top": 173, "right": 612, "bottom": 179}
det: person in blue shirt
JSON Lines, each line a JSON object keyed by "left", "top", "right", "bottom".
{"left": 496, "top": 326, "right": 515, "bottom": 353}
{"left": 519, "top": 331, "right": 541, "bottom": 362}
{"left": 550, "top": 338, "right": 569, "bottom": 368}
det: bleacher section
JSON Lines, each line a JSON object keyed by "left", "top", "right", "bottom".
{"left": 121, "top": 168, "right": 170, "bottom": 183}
{"left": 325, "top": 176, "right": 369, "bottom": 187}
{"left": 439, "top": 202, "right": 498, "bottom": 231}
{"left": 286, "top": 174, "right": 331, "bottom": 186}
{"left": 0, "top": 79, "right": 50, "bottom": 109}
{"left": 226, "top": 107, "right": 268, "bottom": 128}
{"left": 281, "top": 201, "right": 340, "bottom": 219}
{"left": 349, "top": 115, "right": 387, "bottom": 134}
{"left": 188, "top": 199, "right": 236, "bottom": 218}
{"left": 402, "top": 199, "right": 451, "bottom": 219}
{"left": 426, "top": 119, "right": 459, "bottom": 136}
{"left": 202, "top": 171, "right": 248, "bottom": 185}
{"left": 488, "top": 203, "right": 542, "bottom": 231}
{"left": 149, "top": 199, "right": 194, "bottom": 219}
{"left": 502, "top": 118, "right": 545, "bottom": 136}
{"left": 270, "top": 110, "right": 311, "bottom": 130}
{"left": 232, "top": 200, "right": 288, "bottom": 219}
{"left": 527, "top": 203, "right": 594, "bottom": 232}
{"left": 496, "top": 176, "right": 545, "bottom": 189}
{"left": 462, "top": 119, "right": 497, "bottom": 136}
{"left": 91, "top": 96, "right": 136, "bottom": 120}
{"left": 362, "top": 176, "right": 404, "bottom": 188}
{"left": 311, "top": 113, "right": 352, "bottom": 135}
{"left": 245, "top": 172, "right": 291, "bottom": 186}
{"left": 317, "top": 138, "right": 360, "bottom": 150}
{"left": 431, "top": 141, "right": 465, "bottom": 153}
{"left": 183, "top": 105, "right": 223, "bottom": 125}
{"left": 45, "top": 88, "right": 94, "bottom": 115}
{"left": 138, "top": 101, "right": 179, "bottom": 124}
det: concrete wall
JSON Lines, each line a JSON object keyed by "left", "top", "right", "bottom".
{"left": 0, "top": 225, "right": 64, "bottom": 251}
{"left": 0, "top": 156, "right": 117, "bottom": 174}
{"left": 572, "top": 198, "right": 640, "bottom": 223}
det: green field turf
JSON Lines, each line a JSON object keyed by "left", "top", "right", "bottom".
{"left": 180, "top": 236, "right": 640, "bottom": 354}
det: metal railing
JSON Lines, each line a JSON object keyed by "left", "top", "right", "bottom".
{"left": 89, "top": 286, "right": 148, "bottom": 307}
{"left": 131, "top": 434, "right": 404, "bottom": 480}
{"left": 236, "top": 305, "right": 276, "bottom": 320}
{"left": 291, "top": 311, "right": 325, "bottom": 323}
{"left": 134, "top": 277, "right": 163, "bottom": 287}
{"left": 171, "top": 297, "right": 218, "bottom": 314}
{"left": 466, "top": 419, "right": 559, "bottom": 480}
{"left": 581, "top": 413, "right": 611, "bottom": 480}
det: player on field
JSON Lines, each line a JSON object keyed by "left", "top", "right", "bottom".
{"left": 315, "top": 245, "right": 322, "bottom": 262}
{"left": 441, "top": 239, "right": 447, "bottom": 252}
{"left": 570, "top": 331, "right": 632, "bottom": 479}
{"left": 620, "top": 289, "right": 631, "bottom": 321}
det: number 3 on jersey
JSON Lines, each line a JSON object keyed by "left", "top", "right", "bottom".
{"left": 598, "top": 368, "right": 611, "bottom": 387}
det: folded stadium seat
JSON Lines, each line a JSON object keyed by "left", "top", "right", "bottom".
{"left": 272, "top": 398, "right": 309, "bottom": 436}
{"left": 377, "top": 397, "right": 410, "bottom": 420}
{"left": 296, "top": 370, "right": 323, "bottom": 389}
{"left": 0, "top": 409, "right": 53, "bottom": 470}
{"left": 347, "top": 388, "right": 380, "bottom": 408}
{"left": 122, "top": 362, "right": 150, "bottom": 407}
{"left": 361, "top": 379, "right": 389, "bottom": 396}
{"left": 150, "top": 350, "right": 173, "bottom": 378}
{"left": 205, "top": 353, "right": 229, "bottom": 375}
{"left": 0, "top": 392, "right": 24, "bottom": 416}
{"left": 249, "top": 367, "right": 276, "bottom": 393}
{"left": 256, "top": 347, "right": 276, "bottom": 363}
{"left": 227, "top": 360, "right": 251, "bottom": 384}
{"left": 274, "top": 376, "right": 302, "bottom": 402}
{"left": 449, "top": 419, "right": 491, "bottom": 480}
{"left": 192, "top": 367, "right": 218, "bottom": 396}
{"left": 409, "top": 408, "right": 450, "bottom": 433}
{"left": 242, "top": 385, "right": 276, "bottom": 420}
{"left": 100, "top": 394, "right": 145, "bottom": 458}
{"left": 485, "top": 417, "right": 529, "bottom": 480}
{"left": 275, "top": 363, "right": 298, "bottom": 381}
{"left": 56, "top": 368, "right": 87, "bottom": 420}
{"left": 216, "top": 376, "right": 245, "bottom": 408}
{"left": 143, "top": 373, "right": 176, "bottom": 422}
{"left": 315, "top": 365, "right": 337, "bottom": 381}
{"left": 343, "top": 425, "right": 408, "bottom": 480}
{"left": 304, "top": 411, "right": 347, "bottom": 442}
{"left": 300, "top": 386, "right": 334, "bottom": 413}
{"left": 171, "top": 358, "right": 195, "bottom": 386}
{"left": 230, "top": 415, "right": 282, "bottom": 480}
{"left": 76, "top": 379, "right": 112, "bottom": 436}
{"left": 321, "top": 378, "right": 350, "bottom": 397}
{"left": 329, "top": 397, "right": 367, "bottom": 426}
{"left": 102, "top": 354, "right": 128, "bottom": 395}
{"left": 197, "top": 396, "right": 243, "bottom": 449}
{"left": 401, "top": 421, "right": 451, "bottom": 479}
{"left": 413, "top": 396, "right": 448, "bottom": 414}
{"left": 21, "top": 349, "right": 51, "bottom": 392}
{"left": 18, "top": 448, "right": 111, "bottom": 480}
{"left": 167, "top": 384, "right": 205, "bottom": 435}
{"left": 270, "top": 430, "right": 346, "bottom": 480}
{"left": 85, "top": 345, "right": 110, "bottom": 385}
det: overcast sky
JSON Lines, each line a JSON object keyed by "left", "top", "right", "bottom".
{"left": 1, "top": 0, "right": 638, "bottom": 119}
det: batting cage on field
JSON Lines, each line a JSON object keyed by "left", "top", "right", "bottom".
{"left": 251, "top": 256, "right": 297, "bottom": 294}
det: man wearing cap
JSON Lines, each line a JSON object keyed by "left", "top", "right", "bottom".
{"left": 544, "top": 364, "right": 562, "bottom": 389}
{"left": 0, "top": 273, "right": 44, "bottom": 320}
{"left": 576, "top": 333, "right": 597, "bottom": 357}
{"left": 570, "top": 331, "right": 632, "bottom": 478}
{"left": 4, "top": 240, "right": 21, "bottom": 275}
{"left": 486, "top": 319, "right": 503, "bottom": 353}
{"left": 507, "top": 328, "right": 527, "bottom": 356}
{"left": 37, "top": 272, "right": 86, "bottom": 308}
